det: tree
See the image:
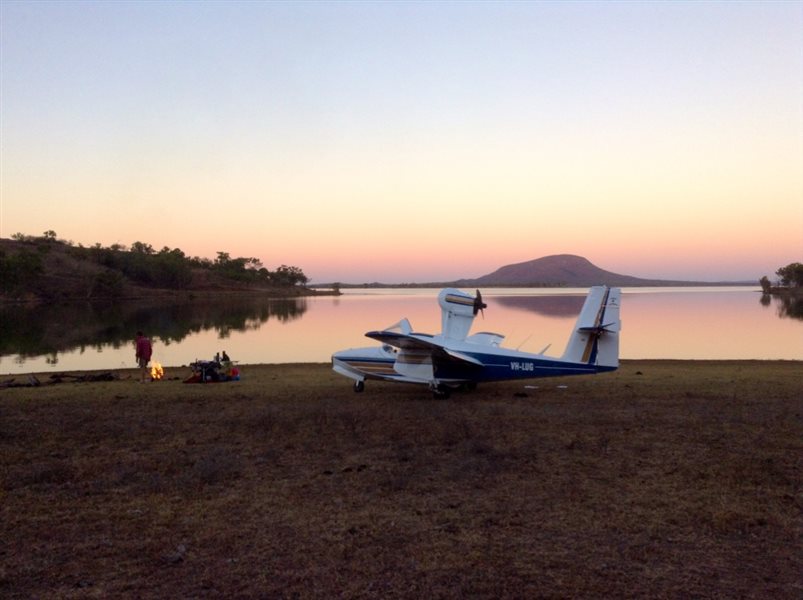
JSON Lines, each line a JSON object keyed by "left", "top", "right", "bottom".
{"left": 272, "top": 265, "right": 308, "bottom": 286}
{"left": 190, "top": 256, "right": 213, "bottom": 268}
{"left": 152, "top": 252, "right": 193, "bottom": 288}
{"left": 775, "top": 262, "right": 803, "bottom": 287}
{"left": 0, "top": 249, "right": 44, "bottom": 293}
{"left": 759, "top": 276, "right": 772, "bottom": 294}
{"left": 130, "top": 241, "right": 155, "bottom": 255}
{"left": 90, "top": 270, "right": 125, "bottom": 299}
{"left": 159, "top": 246, "right": 186, "bottom": 259}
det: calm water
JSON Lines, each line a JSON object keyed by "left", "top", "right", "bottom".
{"left": 0, "top": 287, "right": 800, "bottom": 375}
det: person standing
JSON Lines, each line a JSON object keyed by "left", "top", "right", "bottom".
{"left": 135, "top": 331, "right": 153, "bottom": 382}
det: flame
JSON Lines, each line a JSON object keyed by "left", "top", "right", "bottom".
{"left": 150, "top": 361, "right": 164, "bottom": 381}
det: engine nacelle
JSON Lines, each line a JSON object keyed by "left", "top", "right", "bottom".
{"left": 438, "top": 288, "right": 482, "bottom": 341}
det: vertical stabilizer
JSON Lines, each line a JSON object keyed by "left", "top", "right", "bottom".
{"left": 561, "top": 286, "right": 621, "bottom": 368}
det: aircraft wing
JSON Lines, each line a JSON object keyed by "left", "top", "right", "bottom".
{"left": 365, "top": 331, "right": 484, "bottom": 369}
{"left": 365, "top": 330, "right": 436, "bottom": 350}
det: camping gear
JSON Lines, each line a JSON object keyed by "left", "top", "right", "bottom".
{"left": 184, "top": 359, "right": 240, "bottom": 384}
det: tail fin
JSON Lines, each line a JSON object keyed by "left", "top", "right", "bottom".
{"left": 561, "top": 286, "right": 621, "bottom": 368}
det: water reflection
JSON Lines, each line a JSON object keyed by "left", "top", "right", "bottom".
{"left": 500, "top": 290, "right": 803, "bottom": 322}
{"left": 492, "top": 295, "right": 585, "bottom": 318}
{"left": 761, "top": 293, "right": 803, "bottom": 320}
{"left": 0, "top": 297, "right": 307, "bottom": 366}
{"left": 1, "top": 287, "right": 800, "bottom": 373}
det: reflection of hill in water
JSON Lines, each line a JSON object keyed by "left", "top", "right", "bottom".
{"left": 0, "top": 298, "right": 307, "bottom": 360}
{"left": 491, "top": 295, "right": 585, "bottom": 318}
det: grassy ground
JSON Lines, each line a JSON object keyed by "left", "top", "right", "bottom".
{"left": 1, "top": 361, "right": 801, "bottom": 598}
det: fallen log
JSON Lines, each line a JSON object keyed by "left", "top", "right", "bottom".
{"left": 0, "top": 375, "right": 41, "bottom": 388}
{"left": 48, "top": 372, "right": 119, "bottom": 383}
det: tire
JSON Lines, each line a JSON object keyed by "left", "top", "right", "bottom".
{"left": 433, "top": 385, "right": 450, "bottom": 399}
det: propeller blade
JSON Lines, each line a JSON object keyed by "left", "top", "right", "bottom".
{"left": 473, "top": 289, "right": 487, "bottom": 317}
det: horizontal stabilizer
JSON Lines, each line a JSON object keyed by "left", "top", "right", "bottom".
{"left": 579, "top": 321, "right": 618, "bottom": 335}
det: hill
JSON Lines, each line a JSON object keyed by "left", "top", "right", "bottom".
{"left": 0, "top": 237, "right": 316, "bottom": 302}
{"left": 455, "top": 254, "right": 715, "bottom": 287}
{"left": 318, "top": 255, "right": 744, "bottom": 289}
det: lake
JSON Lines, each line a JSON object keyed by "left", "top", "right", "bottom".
{"left": 0, "top": 287, "right": 800, "bottom": 375}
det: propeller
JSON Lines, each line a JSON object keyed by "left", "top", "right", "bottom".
{"left": 473, "top": 289, "right": 487, "bottom": 317}
{"left": 579, "top": 322, "right": 616, "bottom": 337}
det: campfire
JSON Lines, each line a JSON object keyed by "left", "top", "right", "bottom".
{"left": 150, "top": 361, "right": 164, "bottom": 381}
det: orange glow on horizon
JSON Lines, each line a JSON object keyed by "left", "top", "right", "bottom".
{"left": 1, "top": 3, "right": 800, "bottom": 285}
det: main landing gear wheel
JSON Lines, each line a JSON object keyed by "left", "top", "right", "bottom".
{"left": 353, "top": 380, "right": 365, "bottom": 393}
{"left": 432, "top": 385, "right": 451, "bottom": 400}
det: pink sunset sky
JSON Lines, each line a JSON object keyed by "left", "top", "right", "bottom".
{"left": 1, "top": 2, "right": 801, "bottom": 283}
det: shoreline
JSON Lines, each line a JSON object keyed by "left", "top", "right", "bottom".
{"left": 0, "top": 285, "right": 340, "bottom": 306}
{"left": 2, "top": 357, "right": 800, "bottom": 383}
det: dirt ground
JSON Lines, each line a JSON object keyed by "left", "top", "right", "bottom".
{"left": 1, "top": 360, "right": 801, "bottom": 598}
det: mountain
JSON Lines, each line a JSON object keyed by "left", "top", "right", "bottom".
{"left": 455, "top": 254, "right": 701, "bottom": 287}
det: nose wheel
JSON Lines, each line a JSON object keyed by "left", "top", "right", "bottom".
{"left": 353, "top": 380, "right": 365, "bottom": 393}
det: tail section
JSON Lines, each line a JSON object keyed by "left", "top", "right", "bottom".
{"left": 561, "top": 286, "right": 621, "bottom": 369}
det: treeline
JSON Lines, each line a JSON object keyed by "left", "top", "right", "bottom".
{"left": 759, "top": 262, "right": 803, "bottom": 293}
{"left": 1, "top": 231, "right": 308, "bottom": 297}
{"left": 0, "top": 244, "right": 44, "bottom": 294}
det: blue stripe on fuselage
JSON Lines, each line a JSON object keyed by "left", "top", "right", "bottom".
{"left": 433, "top": 350, "right": 614, "bottom": 382}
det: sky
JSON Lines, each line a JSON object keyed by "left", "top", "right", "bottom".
{"left": 1, "top": 1, "right": 801, "bottom": 283}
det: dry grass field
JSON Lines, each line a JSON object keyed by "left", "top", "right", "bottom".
{"left": 1, "top": 361, "right": 801, "bottom": 598}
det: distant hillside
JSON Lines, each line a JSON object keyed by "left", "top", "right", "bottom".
{"left": 316, "top": 255, "right": 746, "bottom": 289}
{"left": 455, "top": 254, "right": 708, "bottom": 287}
{"left": 0, "top": 237, "right": 316, "bottom": 303}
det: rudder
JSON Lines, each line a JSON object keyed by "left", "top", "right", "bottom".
{"left": 561, "top": 286, "right": 621, "bottom": 368}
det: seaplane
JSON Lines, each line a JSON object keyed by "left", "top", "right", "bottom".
{"left": 331, "top": 286, "right": 621, "bottom": 398}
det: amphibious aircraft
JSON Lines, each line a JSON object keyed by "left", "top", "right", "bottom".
{"left": 331, "top": 286, "right": 621, "bottom": 398}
